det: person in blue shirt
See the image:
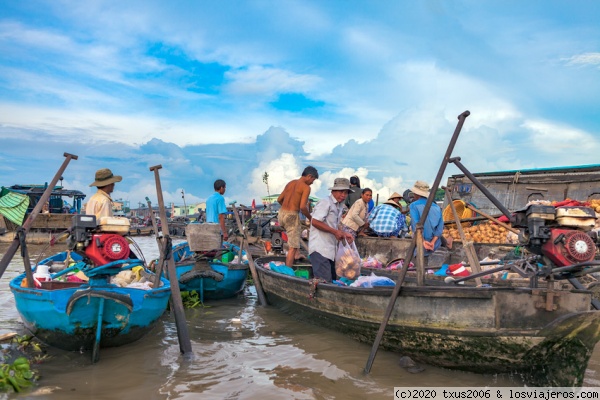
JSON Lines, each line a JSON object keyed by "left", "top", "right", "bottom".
{"left": 409, "top": 180, "right": 444, "bottom": 255}
{"left": 206, "top": 179, "right": 229, "bottom": 242}
{"left": 367, "top": 200, "right": 406, "bottom": 237}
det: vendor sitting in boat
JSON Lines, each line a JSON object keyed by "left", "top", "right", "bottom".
{"left": 86, "top": 168, "right": 122, "bottom": 220}
{"left": 366, "top": 196, "right": 407, "bottom": 237}
{"left": 341, "top": 188, "right": 372, "bottom": 238}
{"left": 308, "top": 178, "right": 354, "bottom": 282}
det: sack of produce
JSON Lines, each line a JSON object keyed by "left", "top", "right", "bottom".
{"left": 335, "top": 240, "right": 361, "bottom": 280}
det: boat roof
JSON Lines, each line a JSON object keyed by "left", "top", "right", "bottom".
{"left": 4, "top": 184, "right": 86, "bottom": 199}
{"left": 450, "top": 163, "right": 600, "bottom": 179}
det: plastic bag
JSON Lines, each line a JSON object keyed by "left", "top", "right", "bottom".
{"left": 335, "top": 240, "right": 361, "bottom": 280}
{"left": 349, "top": 273, "right": 395, "bottom": 288}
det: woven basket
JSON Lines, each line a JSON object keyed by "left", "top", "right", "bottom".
{"left": 443, "top": 200, "right": 474, "bottom": 228}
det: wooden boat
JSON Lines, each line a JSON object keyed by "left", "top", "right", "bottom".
{"left": 9, "top": 250, "right": 171, "bottom": 362}
{"left": 254, "top": 256, "right": 600, "bottom": 387}
{"left": 0, "top": 184, "right": 86, "bottom": 243}
{"left": 170, "top": 241, "right": 249, "bottom": 301}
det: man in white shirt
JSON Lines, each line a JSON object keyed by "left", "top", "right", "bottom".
{"left": 309, "top": 178, "right": 355, "bottom": 282}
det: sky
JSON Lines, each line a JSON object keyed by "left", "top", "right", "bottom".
{"left": 1, "top": 0, "right": 599, "bottom": 210}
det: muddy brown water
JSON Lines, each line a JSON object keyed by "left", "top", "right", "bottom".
{"left": 1, "top": 237, "right": 600, "bottom": 399}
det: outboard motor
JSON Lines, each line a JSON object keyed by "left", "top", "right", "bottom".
{"left": 511, "top": 204, "right": 597, "bottom": 268}
{"left": 68, "top": 215, "right": 131, "bottom": 266}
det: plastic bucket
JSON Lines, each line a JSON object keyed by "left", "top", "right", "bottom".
{"left": 221, "top": 252, "right": 235, "bottom": 263}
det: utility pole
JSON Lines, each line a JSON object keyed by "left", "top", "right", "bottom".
{"left": 181, "top": 189, "right": 187, "bottom": 219}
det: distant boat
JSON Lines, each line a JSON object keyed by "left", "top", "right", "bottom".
{"left": 10, "top": 242, "right": 170, "bottom": 362}
{"left": 0, "top": 184, "right": 86, "bottom": 243}
{"left": 169, "top": 241, "right": 249, "bottom": 302}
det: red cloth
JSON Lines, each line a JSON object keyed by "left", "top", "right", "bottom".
{"left": 251, "top": 199, "right": 256, "bottom": 210}
{"left": 447, "top": 263, "right": 470, "bottom": 277}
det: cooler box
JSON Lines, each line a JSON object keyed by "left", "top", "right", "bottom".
{"left": 97, "top": 216, "right": 130, "bottom": 235}
{"left": 186, "top": 223, "right": 222, "bottom": 251}
{"left": 555, "top": 207, "right": 596, "bottom": 231}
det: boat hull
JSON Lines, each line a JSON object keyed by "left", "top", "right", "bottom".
{"left": 255, "top": 263, "right": 600, "bottom": 387}
{"left": 172, "top": 242, "right": 248, "bottom": 300}
{"left": 9, "top": 252, "right": 171, "bottom": 351}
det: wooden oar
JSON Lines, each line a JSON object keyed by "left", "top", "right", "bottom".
{"left": 145, "top": 197, "right": 165, "bottom": 289}
{"left": 364, "top": 110, "right": 470, "bottom": 374}
{"left": 0, "top": 153, "right": 78, "bottom": 280}
{"left": 149, "top": 164, "right": 192, "bottom": 354}
{"left": 231, "top": 203, "right": 268, "bottom": 306}
{"left": 444, "top": 187, "right": 482, "bottom": 286}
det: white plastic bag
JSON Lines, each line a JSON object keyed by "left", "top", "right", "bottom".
{"left": 335, "top": 240, "right": 361, "bottom": 280}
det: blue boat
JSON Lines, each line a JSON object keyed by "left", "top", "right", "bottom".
{"left": 9, "top": 251, "right": 171, "bottom": 362}
{"left": 170, "top": 241, "right": 249, "bottom": 302}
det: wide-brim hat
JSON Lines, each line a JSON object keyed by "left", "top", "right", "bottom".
{"left": 411, "top": 180, "right": 430, "bottom": 198}
{"left": 388, "top": 192, "right": 402, "bottom": 201}
{"left": 328, "top": 177, "right": 354, "bottom": 192}
{"left": 90, "top": 168, "right": 122, "bottom": 187}
{"left": 383, "top": 200, "right": 401, "bottom": 208}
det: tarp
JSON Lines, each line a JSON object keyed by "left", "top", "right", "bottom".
{"left": 0, "top": 187, "right": 30, "bottom": 226}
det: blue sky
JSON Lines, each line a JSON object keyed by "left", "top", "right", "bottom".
{"left": 1, "top": 0, "right": 599, "bottom": 209}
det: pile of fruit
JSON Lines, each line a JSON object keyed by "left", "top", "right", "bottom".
{"left": 443, "top": 222, "right": 516, "bottom": 244}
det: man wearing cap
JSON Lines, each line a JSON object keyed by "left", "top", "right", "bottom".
{"left": 366, "top": 196, "right": 407, "bottom": 238}
{"left": 86, "top": 168, "right": 122, "bottom": 220}
{"left": 409, "top": 180, "right": 444, "bottom": 255}
{"left": 309, "top": 177, "right": 355, "bottom": 282}
{"left": 277, "top": 166, "right": 318, "bottom": 268}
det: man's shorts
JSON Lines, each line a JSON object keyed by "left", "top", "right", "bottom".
{"left": 278, "top": 209, "right": 301, "bottom": 248}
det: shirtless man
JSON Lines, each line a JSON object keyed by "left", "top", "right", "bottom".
{"left": 277, "top": 166, "right": 319, "bottom": 268}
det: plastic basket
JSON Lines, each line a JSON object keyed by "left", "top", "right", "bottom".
{"left": 443, "top": 200, "right": 474, "bottom": 228}
{"left": 294, "top": 269, "right": 309, "bottom": 279}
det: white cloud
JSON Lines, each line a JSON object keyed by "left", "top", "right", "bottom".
{"left": 224, "top": 66, "right": 322, "bottom": 99}
{"left": 562, "top": 52, "right": 600, "bottom": 67}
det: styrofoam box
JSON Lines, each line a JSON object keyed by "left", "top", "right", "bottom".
{"left": 97, "top": 216, "right": 131, "bottom": 234}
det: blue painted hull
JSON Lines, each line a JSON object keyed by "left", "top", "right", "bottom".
{"left": 9, "top": 252, "right": 171, "bottom": 351}
{"left": 171, "top": 242, "right": 248, "bottom": 300}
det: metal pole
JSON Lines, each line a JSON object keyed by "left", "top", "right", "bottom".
{"left": 449, "top": 157, "right": 512, "bottom": 218}
{"left": 0, "top": 153, "right": 78, "bottom": 279}
{"left": 149, "top": 165, "right": 192, "bottom": 354}
{"left": 364, "top": 111, "right": 470, "bottom": 374}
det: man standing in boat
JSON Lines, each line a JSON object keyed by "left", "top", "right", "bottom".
{"left": 86, "top": 168, "right": 122, "bottom": 220}
{"left": 309, "top": 178, "right": 354, "bottom": 282}
{"left": 409, "top": 180, "right": 444, "bottom": 255}
{"left": 277, "top": 166, "right": 318, "bottom": 268}
{"left": 206, "top": 179, "right": 228, "bottom": 242}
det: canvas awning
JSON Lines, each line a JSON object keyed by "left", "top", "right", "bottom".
{"left": 0, "top": 187, "right": 30, "bottom": 226}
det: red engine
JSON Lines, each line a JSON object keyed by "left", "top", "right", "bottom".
{"left": 85, "top": 234, "right": 131, "bottom": 266}
{"left": 541, "top": 229, "right": 596, "bottom": 267}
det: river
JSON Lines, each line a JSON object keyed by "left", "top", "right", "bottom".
{"left": 1, "top": 236, "right": 600, "bottom": 399}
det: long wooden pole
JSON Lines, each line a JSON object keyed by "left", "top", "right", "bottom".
{"left": 231, "top": 203, "right": 268, "bottom": 306}
{"left": 149, "top": 165, "right": 192, "bottom": 354}
{"left": 145, "top": 196, "right": 165, "bottom": 289}
{"left": 0, "top": 153, "right": 78, "bottom": 279}
{"left": 364, "top": 111, "right": 470, "bottom": 374}
{"left": 444, "top": 187, "right": 482, "bottom": 286}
